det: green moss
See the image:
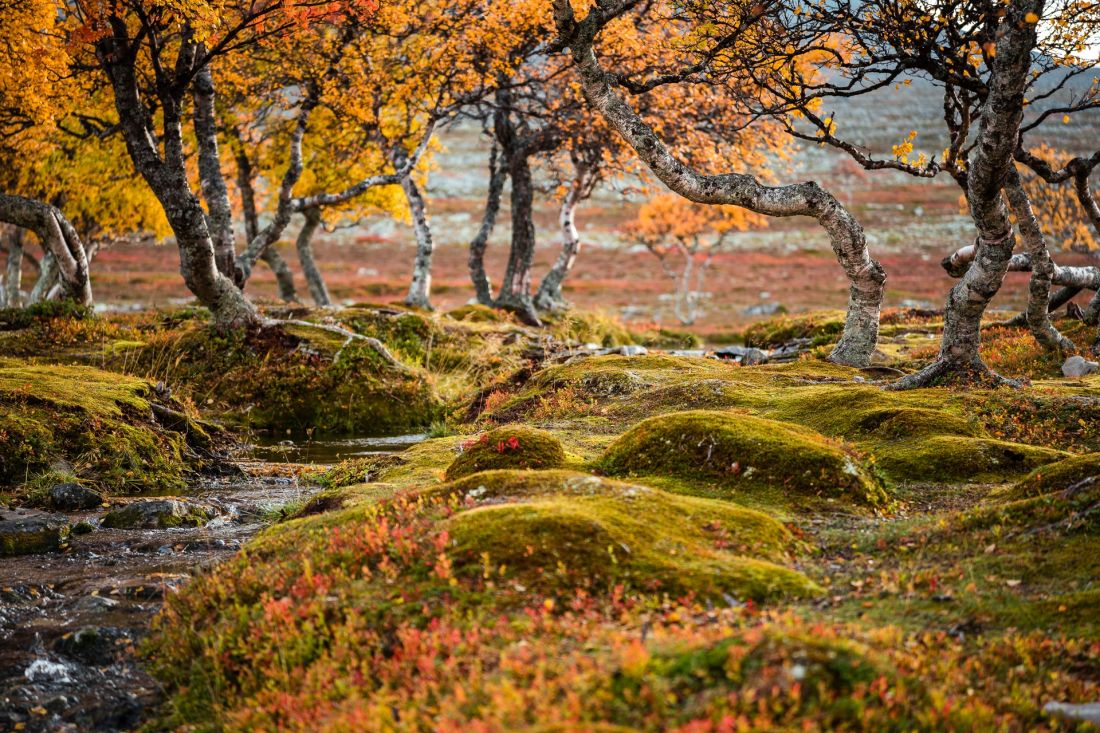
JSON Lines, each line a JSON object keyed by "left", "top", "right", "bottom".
{"left": 446, "top": 304, "right": 512, "bottom": 323}
{"left": 444, "top": 470, "right": 819, "bottom": 601}
{"left": 1007, "top": 453, "right": 1100, "bottom": 499}
{"left": 874, "top": 436, "right": 1064, "bottom": 484}
{"left": 120, "top": 324, "right": 442, "bottom": 436}
{"left": 741, "top": 311, "right": 846, "bottom": 348}
{"left": 0, "top": 359, "right": 213, "bottom": 499}
{"left": 599, "top": 410, "right": 889, "bottom": 509}
{"left": 963, "top": 477, "right": 1100, "bottom": 536}
{"left": 445, "top": 426, "right": 566, "bottom": 481}
{"left": 318, "top": 454, "right": 408, "bottom": 489}
{"left": 613, "top": 631, "right": 891, "bottom": 728}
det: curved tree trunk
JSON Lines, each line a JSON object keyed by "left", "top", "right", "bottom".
{"left": 535, "top": 162, "right": 591, "bottom": 312}
{"left": 400, "top": 172, "right": 435, "bottom": 310}
{"left": 295, "top": 207, "right": 331, "bottom": 307}
{"left": 98, "top": 33, "right": 257, "bottom": 329}
{"left": 3, "top": 228, "right": 24, "bottom": 307}
{"left": 469, "top": 141, "right": 506, "bottom": 306}
{"left": 0, "top": 194, "right": 92, "bottom": 305}
{"left": 1004, "top": 170, "right": 1075, "bottom": 352}
{"left": 892, "top": 0, "right": 1044, "bottom": 387}
{"left": 552, "top": 2, "right": 884, "bottom": 366}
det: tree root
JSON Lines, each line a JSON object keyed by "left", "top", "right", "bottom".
{"left": 887, "top": 358, "right": 1026, "bottom": 390}
{"left": 268, "top": 319, "right": 407, "bottom": 370}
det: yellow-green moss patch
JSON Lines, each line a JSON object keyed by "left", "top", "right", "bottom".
{"left": 1006, "top": 453, "right": 1100, "bottom": 500}
{"left": 444, "top": 471, "right": 819, "bottom": 601}
{"left": 599, "top": 410, "right": 889, "bottom": 509}
{"left": 444, "top": 426, "right": 565, "bottom": 481}
{"left": 0, "top": 359, "right": 214, "bottom": 501}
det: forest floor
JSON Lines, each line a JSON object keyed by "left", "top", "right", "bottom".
{"left": 0, "top": 303, "right": 1099, "bottom": 731}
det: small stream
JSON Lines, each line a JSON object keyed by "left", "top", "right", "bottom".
{"left": 0, "top": 434, "right": 424, "bottom": 733}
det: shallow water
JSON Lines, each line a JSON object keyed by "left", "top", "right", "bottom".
{"left": 0, "top": 434, "right": 424, "bottom": 732}
{"left": 247, "top": 432, "right": 428, "bottom": 464}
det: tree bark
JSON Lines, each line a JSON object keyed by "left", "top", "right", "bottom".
{"left": 295, "top": 207, "right": 331, "bottom": 307}
{"left": 552, "top": 1, "right": 885, "bottom": 366}
{"left": 0, "top": 194, "right": 92, "bottom": 305}
{"left": 400, "top": 171, "right": 435, "bottom": 310}
{"left": 469, "top": 141, "right": 506, "bottom": 306}
{"left": 97, "top": 30, "right": 256, "bottom": 329}
{"left": 535, "top": 162, "right": 592, "bottom": 312}
{"left": 262, "top": 247, "right": 298, "bottom": 303}
{"left": 192, "top": 65, "right": 237, "bottom": 281}
{"left": 494, "top": 149, "right": 541, "bottom": 324}
{"left": 891, "top": 0, "right": 1044, "bottom": 387}
{"left": 1004, "top": 170, "right": 1075, "bottom": 351}
{"left": 3, "top": 228, "right": 23, "bottom": 307}
{"left": 1073, "top": 170, "right": 1100, "bottom": 333}
{"left": 28, "top": 251, "right": 57, "bottom": 305}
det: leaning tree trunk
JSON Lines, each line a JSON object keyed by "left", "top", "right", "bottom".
{"left": 98, "top": 34, "right": 257, "bottom": 329}
{"left": 296, "top": 207, "right": 331, "bottom": 307}
{"left": 0, "top": 194, "right": 92, "bottom": 305}
{"left": 535, "top": 164, "right": 590, "bottom": 312}
{"left": 495, "top": 151, "right": 541, "bottom": 325}
{"left": 3, "top": 228, "right": 24, "bottom": 307}
{"left": 400, "top": 171, "right": 435, "bottom": 310}
{"left": 552, "top": 1, "right": 885, "bottom": 366}
{"left": 892, "top": 0, "right": 1044, "bottom": 387}
{"left": 469, "top": 141, "right": 506, "bottom": 306}
{"left": 1004, "top": 169, "right": 1075, "bottom": 352}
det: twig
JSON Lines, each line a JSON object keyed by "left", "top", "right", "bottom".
{"left": 269, "top": 319, "right": 408, "bottom": 371}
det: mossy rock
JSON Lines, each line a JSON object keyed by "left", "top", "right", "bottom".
{"left": 599, "top": 410, "right": 889, "bottom": 509}
{"left": 1007, "top": 453, "right": 1100, "bottom": 499}
{"left": 443, "top": 470, "right": 819, "bottom": 601}
{"left": 444, "top": 426, "right": 565, "bottom": 481}
{"left": 101, "top": 499, "right": 219, "bottom": 529}
{"left": 0, "top": 359, "right": 214, "bottom": 499}
{"left": 0, "top": 508, "right": 70, "bottom": 555}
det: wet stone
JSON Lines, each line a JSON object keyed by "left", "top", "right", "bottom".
{"left": 100, "top": 500, "right": 220, "bottom": 530}
{"left": 49, "top": 483, "right": 105, "bottom": 511}
{"left": 0, "top": 508, "right": 69, "bottom": 556}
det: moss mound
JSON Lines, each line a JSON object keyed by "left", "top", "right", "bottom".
{"left": 444, "top": 426, "right": 565, "bottom": 480}
{"left": 599, "top": 410, "right": 889, "bottom": 509}
{"left": 1007, "top": 453, "right": 1100, "bottom": 499}
{"left": 964, "top": 477, "right": 1099, "bottom": 537}
{"left": 0, "top": 359, "right": 214, "bottom": 500}
{"left": 123, "top": 323, "right": 442, "bottom": 435}
{"left": 439, "top": 470, "right": 818, "bottom": 600}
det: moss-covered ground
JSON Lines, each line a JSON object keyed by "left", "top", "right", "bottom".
{"left": 4, "top": 304, "right": 1099, "bottom": 729}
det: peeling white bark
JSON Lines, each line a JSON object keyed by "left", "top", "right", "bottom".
{"left": 535, "top": 161, "right": 594, "bottom": 312}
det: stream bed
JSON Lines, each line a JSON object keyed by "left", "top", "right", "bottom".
{"left": 0, "top": 434, "right": 423, "bottom": 732}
